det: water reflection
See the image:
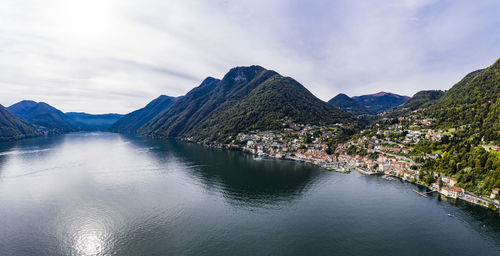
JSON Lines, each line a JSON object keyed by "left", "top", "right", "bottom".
{"left": 73, "top": 228, "right": 106, "bottom": 255}
{"left": 141, "top": 138, "right": 325, "bottom": 207}
{"left": 0, "top": 132, "right": 498, "bottom": 256}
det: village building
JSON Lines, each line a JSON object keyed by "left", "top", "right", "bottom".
{"left": 490, "top": 188, "right": 500, "bottom": 199}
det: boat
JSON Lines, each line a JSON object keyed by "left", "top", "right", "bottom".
{"left": 382, "top": 175, "right": 395, "bottom": 181}
{"left": 329, "top": 169, "right": 351, "bottom": 173}
{"left": 447, "top": 213, "right": 454, "bottom": 217}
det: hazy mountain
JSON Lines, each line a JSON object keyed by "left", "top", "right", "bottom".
{"left": 139, "top": 65, "right": 358, "bottom": 142}
{"left": 328, "top": 93, "right": 374, "bottom": 116}
{"left": 66, "top": 112, "right": 123, "bottom": 131}
{"left": 352, "top": 92, "right": 410, "bottom": 113}
{"left": 8, "top": 100, "right": 78, "bottom": 134}
{"left": 109, "top": 95, "right": 180, "bottom": 134}
{"left": 0, "top": 104, "right": 39, "bottom": 141}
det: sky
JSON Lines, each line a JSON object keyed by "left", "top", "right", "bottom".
{"left": 0, "top": 0, "right": 499, "bottom": 114}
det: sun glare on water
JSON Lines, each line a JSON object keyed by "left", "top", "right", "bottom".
{"left": 74, "top": 231, "right": 105, "bottom": 256}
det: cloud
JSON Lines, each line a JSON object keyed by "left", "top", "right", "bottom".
{"left": 0, "top": 0, "right": 499, "bottom": 113}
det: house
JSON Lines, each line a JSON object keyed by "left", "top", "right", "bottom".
{"left": 431, "top": 182, "right": 441, "bottom": 191}
{"left": 453, "top": 187, "right": 464, "bottom": 197}
{"left": 403, "top": 171, "right": 412, "bottom": 181}
{"left": 367, "top": 162, "right": 377, "bottom": 169}
{"left": 441, "top": 186, "right": 463, "bottom": 199}
{"left": 378, "top": 163, "right": 390, "bottom": 172}
{"left": 401, "top": 148, "right": 412, "bottom": 154}
{"left": 441, "top": 176, "right": 450, "bottom": 184}
{"left": 393, "top": 162, "right": 409, "bottom": 170}
{"left": 449, "top": 177, "right": 457, "bottom": 187}
{"left": 448, "top": 187, "right": 464, "bottom": 199}
{"left": 395, "top": 169, "right": 404, "bottom": 177}
{"left": 440, "top": 186, "right": 452, "bottom": 197}
{"left": 490, "top": 188, "right": 500, "bottom": 199}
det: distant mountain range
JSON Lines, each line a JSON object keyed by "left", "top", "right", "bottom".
{"left": 328, "top": 92, "right": 410, "bottom": 115}
{"left": 328, "top": 93, "right": 374, "bottom": 116}
{"left": 0, "top": 104, "right": 39, "bottom": 141}
{"left": 2, "top": 59, "right": 497, "bottom": 145}
{"left": 0, "top": 100, "right": 123, "bottom": 139}
{"left": 109, "top": 95, "right": 180, "bottom": 134}
{"left": 8, "top": 100, "right": 78, "bottom": 134}
{"left": 66, "top": 112, "right": 123, "bottom": 131}
{"left": 138, "top": 65, "right": 357, "bottom": 142}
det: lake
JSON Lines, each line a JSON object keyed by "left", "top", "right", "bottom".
{"left": 0, "top": 132, "right": 499, "bottom": 256}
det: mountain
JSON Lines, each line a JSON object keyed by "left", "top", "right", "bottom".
{"left": 402, "top": 90, "right": 445, "bottom": 111}
{"left": 414, "top": 58, "right": 500, "bottom": 195}
{"left": 328, "top": 93, "right": 374, "bottom": 116}
{"left": 65, "top": 112, "right": 123, "bottom": 131}
{"left": 8, "top": 100, "right": 78, "bottom": 134}
{"left": 0, "top": 104, "right": 39, "bottom": 141}
{"left": 352, "top": 92, "right": 410, "bottom": 114}
{"left": 139, "top": 65, "right": 358, "bottom": 142}
{"left": 109, "top": 95, "right": 180, "bottom": 134}
{"left": 425, "top": 58, "right": 500, "bottom": 143}
{"left": 385, "top": 90, "right": 445, "bottom": 118}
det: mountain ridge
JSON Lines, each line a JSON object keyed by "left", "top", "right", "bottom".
{"left": 8, "top": 101, "right": 78, "bottom": 134}
{"left": 139, "top": 65, "right": 358, "bottom": 142}
{"left": 109, "top": 95, "right": 181, "bottom": 134}
{"left": 352, "top": 92, "right": 410, "bottom": 113}
{"left": 0, "top": 104, "right": 40, "bottom": 141}
{"left": 328, "top": 93, "right": 374, "bottom": 116}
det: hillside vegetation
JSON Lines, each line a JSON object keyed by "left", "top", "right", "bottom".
{"left": 0, "top": 104, "right": 39, "bottom": 141}
{"left": 139, "top": 66, "right": 358, "bottom": 142}
{"left": 109, "top": 95, "right": 179, "bottom": 134}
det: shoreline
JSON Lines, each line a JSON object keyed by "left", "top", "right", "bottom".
{"left": 182, "top": 138, "right": 500, "bottom": 214}
{"left": 238, "top": 145, "right": 500, "bottom": 214}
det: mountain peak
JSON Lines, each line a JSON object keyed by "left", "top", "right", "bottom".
{"left": 352, "top": 92, "right": 410, "bottom": 113}
{"left": 139, "top": 66, "right": 356, "bottom": 141}
{"left": 371, "top": 91, "right": 390, "bottom": 97}
{"left": 332, "top": 93, "right": 351, "bottom": 99}
{"left": 17, "top": 100, "right": 37, "bottom": 104}
{"left": 328, "top": 93, "right": 373, "bottom": 116}
{"left": 223, "top": 65, "right": 267, "bottom": 83}
{"left": 7, "top": 100, "right": 77, "bottom": 133}
{"left": 200, "top": 76, "right": 219, "bottom": 86}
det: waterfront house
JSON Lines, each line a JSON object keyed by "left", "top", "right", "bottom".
{"left": 431, "top": 182, "right": 441, "bottom": 191}
{"left": 440, "top": 186, "right": 463, "bottom": 199}
{"left": 452, "top": 187, "right": 464, "bottom": 198}
{"left": 440, "top": 186, "right": 452, "bottom": 197}
{"left": 403, "top": 171, "right": 412, "bottom": 181}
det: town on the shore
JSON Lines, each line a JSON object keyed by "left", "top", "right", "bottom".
{"left": 204, "top": 117, "right": 500, "bottom": 212}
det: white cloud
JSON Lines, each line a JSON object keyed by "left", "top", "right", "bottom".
{"left": 0, "top": 0, "right": 498, "bottom": 113}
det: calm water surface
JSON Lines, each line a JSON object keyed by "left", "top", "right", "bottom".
{"left": 0, "top": 132, "right": 498, "bottom": 256}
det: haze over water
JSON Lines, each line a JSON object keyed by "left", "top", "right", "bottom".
{"left": 0, "top": 133, "right": 498, "bottom": 256}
